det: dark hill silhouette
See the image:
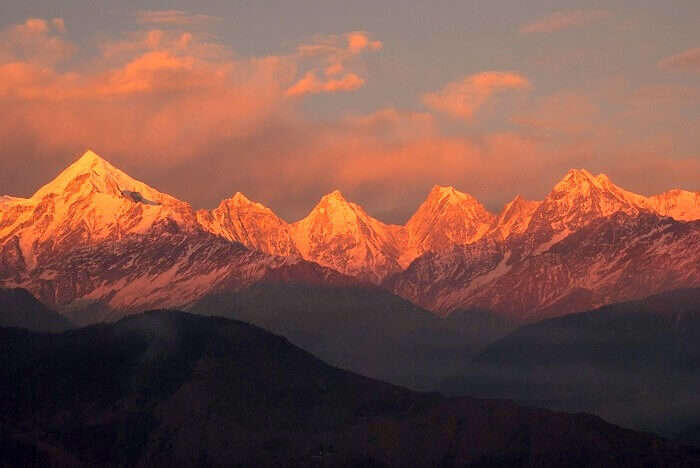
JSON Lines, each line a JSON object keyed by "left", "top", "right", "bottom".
{"left": 441, "top": 288, "right": 700, "bottom": 439}
{"left": 1, "top": 310, "right": 697, "bottom": 467}
{"left": 191, "top": 282, "right": 515, "bottom": 388}
{"left": 0, "top": 287, "right": 73, "bottom": 332}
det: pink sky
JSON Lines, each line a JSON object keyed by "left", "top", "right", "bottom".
{"left": 1, "top": 2, "right": 699, "bottom": 222}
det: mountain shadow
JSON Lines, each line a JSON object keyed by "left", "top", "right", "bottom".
{"left": 191, "top": 282, "right": 515, "bottom": 389}
{"left": 0, "top": 287, "right": 73, "bottom": 332}
{"left": 1, "top": 310, "right": 699, "bottom": 467}
{"left": 442, "top": 288, "right": 700, "bottom": 438}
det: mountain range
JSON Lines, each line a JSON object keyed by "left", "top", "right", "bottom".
{"left": 2, "top": 150, "right": 700, "bottom": 322}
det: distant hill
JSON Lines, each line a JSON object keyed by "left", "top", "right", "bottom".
{"left": 191, "top": 282, "right": 515, "bottom": 388}
{"left": 475, "top": 288, "right": 700, "bottom": 370}
{"left": 442, "top": 288, "right": 700, "bottom": 437}
{"left": 0, "top": 288, "right": 73, "bottom": 332}
{"left": 0, "top": 310, "right": 697, "bottom": 467}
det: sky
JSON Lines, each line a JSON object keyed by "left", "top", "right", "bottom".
{"left": 1, "top": 0, "right": 699, "bottom": 223}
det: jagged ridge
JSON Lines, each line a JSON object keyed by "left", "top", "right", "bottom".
{"left": 2, "top": 151, "right": 700, "bottom": 320}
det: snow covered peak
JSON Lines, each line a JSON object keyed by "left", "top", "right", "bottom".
{"left": 402, "top": 184, "right": 496, "bottom": 264}
{"left": 231, "top": 191, "right": 251, "bottom": 203}
{"left": 552, "top": 168, "right": 601, "bottom": 193}
{"left": 31, "top": 150, "right": 168, "bottom": 204}
{"left": 428, "top": 185, "right": 477, "bottom": 204}
{"left": 648, "top": 189, "right": 700, "bottom": 221}
{"left": 302, "top": 190, "right": 367, "bottom": 223}
{"left": 300, "top": 191, "right": 367, "bottom": 231}
{"left": 0, "top": 150, "right": 198, "bottom": 269}
{"left": 227, "top": 192, "right": 270, "bottom": 211}
{"left": 410, "top": 184, "right": 493, "bottom": 225}
{"left": 77, "top": 149, "right": 104, "bottom": 165}
{"left": 493, "top": 195, "right": 541, "bottom": 239}
{"left": 291, "top": 191, "right": 403, "bottom": 282}
{"left": 197, "top": 192, "right": 297, "bottom": 257}
{"left": 528, "top": 169, "right": 652, "bottom": 237}
{"left": 319, "top": 189, "right": 349, "bottom": 204}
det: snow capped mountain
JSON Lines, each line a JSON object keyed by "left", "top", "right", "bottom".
{"left": 527, "top": 169, "right": 650, "bottom": 235}
{"left": 197, "top": 192, "right": 298, "bottom": 257}
{"left": 648, "top": 189, "right": 700, "bottom": 221}
{"left": 0, "top": 150, "right": 197, "bottom": 269}
{"left": 290, "top": 190, "right": 405, "bottom": 283}
{"left": 491, "top": 195, "right": 540, "bottom": 239}
{"left": 3, "top": 150, "right": 700, "bottom": 323}
{"left": 402, "top": 185, "right": 495, "bottom": 266}
{"left": 0, "top": 151, "right": 328, "bottom": 322}
{"left": 386, "top": 212, "right": 700, "bottom": 319}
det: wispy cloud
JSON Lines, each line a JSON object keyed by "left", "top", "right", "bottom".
{"left": 0, "top": 17, "right": 73, "bottom": 65}
{"left": 520, "top": 9, "right": 610, "bottom": 34}
{"left": 285, "top": 31, "right": 381, "bottom": 97}
{"left": 658, "top": 47, "right": 700, "bottom": 71}
{"left": 286, "top": 72, "right": 364, "bottom": 97}
{"left": 134, "top": 10, "right": 219, "bottom": 26}
{"left": 423, "top": 71, "right": 530, "bottom": 120}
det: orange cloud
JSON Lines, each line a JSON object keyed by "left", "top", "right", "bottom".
{"left": 347, "top": 31, "right": 382, "bottom": 53}
{"left": 287, "top": 31, "right": 381, "bottom": 96}
{"left": 513, "top": 93, "right": 599, "bottom": 136}
{"left": 423, "top": 72, "right": 530, "bottom": 120}
{"left": 0, "top": 18, "right": 386, "bottom": 171}
{"left": 658, "top": 47, "right": 700, "bottom": 71}
{"left": 520, "top": 9, "right": 610, "bottom": 34}
{"left": 134, "top": 10, "right": 219, "bottom": 26}
{"left": 0, "top": 17, "right": 73, "bottom": 64}
{"left": 286, "top": 71, "right": 364, "bottom": 97}
{"left": 51, "top": 18, "right": 66, "bottom": 33}
{"left": 0, "top": 18, "right": 299, "bottom": 165}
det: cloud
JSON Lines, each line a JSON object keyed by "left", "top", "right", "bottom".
{"left": 658, "top": 47, "right": 700, "bottom": 71}
{"left": 51, "top": 18, "right": 66, "bottom": 33}
{"left": 1, "top": 18, "right": 697, "bottom": 224}
{"left": 286, "top": 31, "right": 381, "bottom": 97}
{"left": 286, "top": 71, "right": 364, "bottom": 96}
{"left": 134, "top": 10, "right": 219, "bottom": 26}
{"left": 0, "top": 18, "right": 384, "bottom": 174}
{"left": 347, "top": 31, "right": 383, "bottom": 53}
{"left": 0, "top": 18, "right": 299, "bottom": 166}
{"left": 0, "top": 17, "right": 73, "bottom": 64}
{"left": 513, "top": 93, "right": 599, "bottom": 136}
{"left": 423, "top": 71, "right": 530, "bottom": 120}
{"left": 520, "top": 9, "right": 610, "bottom": 34}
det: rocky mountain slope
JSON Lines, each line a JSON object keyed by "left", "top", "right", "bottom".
{"left": 0, "top": 151, "right": 339, "bottom": 323}
{"left": 385, "top": 171, "right": 700, "bottom": 319}
{"left": 2, "top": 150, "right": 700, "bottom": 322}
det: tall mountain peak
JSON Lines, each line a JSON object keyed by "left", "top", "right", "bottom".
{"left": 1, "top": 150, "right": 196, "bottom": 268}
{"left": 402, "top": 185, "right": 495, "bottom": 264}
{"left": 648, "top": 189, "right": 700, "bottom": 221}
{"left": 198, "top": 192, "right": 297, "bottom": 257}
{"left": 528, "top": 169, "right": 651, "bottom": 237}
{"left": 428, "top": 185, "right": 476, "bottom": 204}
{"left": 228, "top": 191, "right": 270, "bottom": 211}
{"left": 32, "top": 150, "right": 159, "bottom": 201}
{"left": 76, "top": 149, "right": 106, "bottom": 166}
{"left": 553, "top": 168, "right": 601, "bottom": 193}
{"left": 292, "top": 191, "right": 403, "bottom": 282}
{"left": 319, "top": 189, "right": 349, "bottom": 204}
{"left": 493, "top": 195, "right": 541, "bottom": 239}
